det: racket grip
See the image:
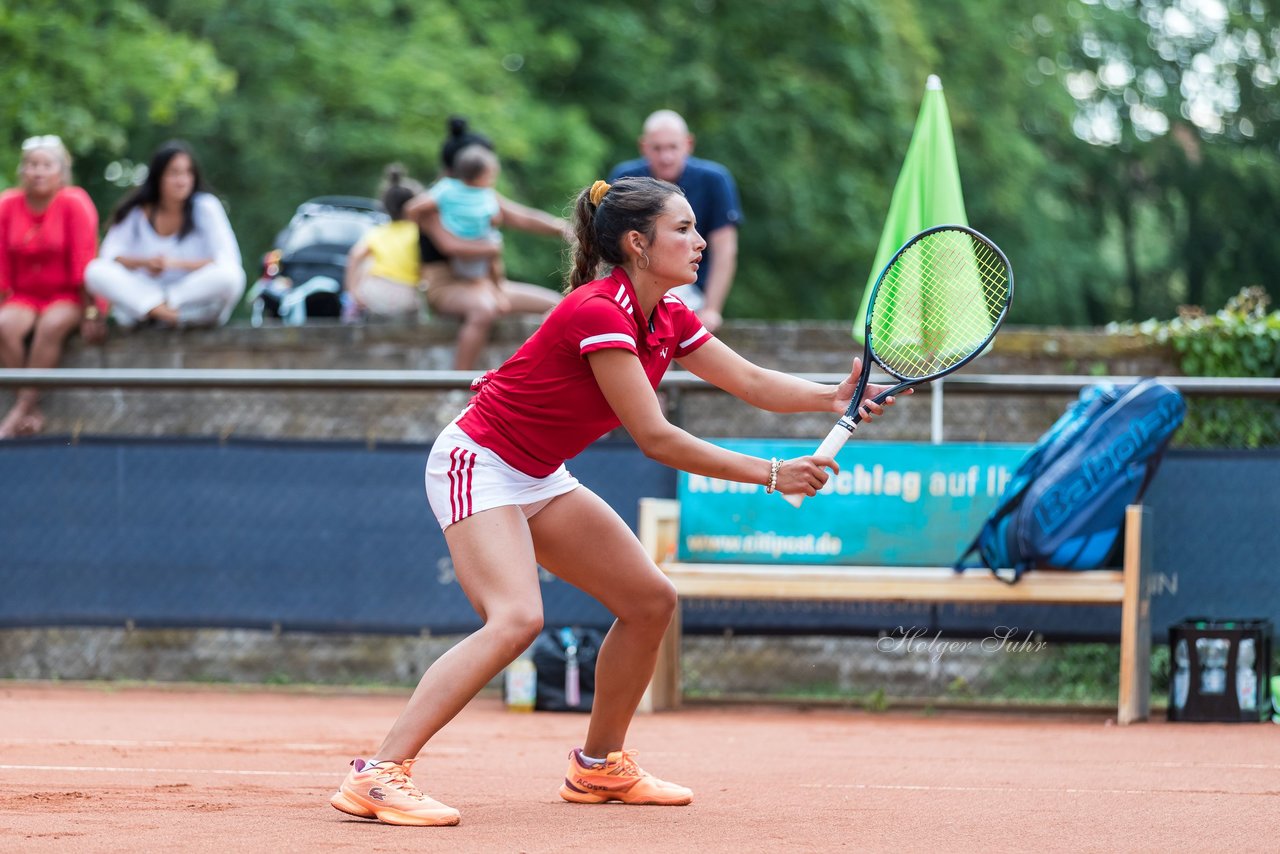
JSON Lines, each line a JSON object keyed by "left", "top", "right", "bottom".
{"left": 782, "top": 421, "right": 855, "bottom": 507}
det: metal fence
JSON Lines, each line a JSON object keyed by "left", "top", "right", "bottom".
{"left": 4, "top": 367, "right": 1279, "bottom": 442}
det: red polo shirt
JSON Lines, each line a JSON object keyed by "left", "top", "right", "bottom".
{"left": 458, "top": 267, "right": 711, "bottom": 477}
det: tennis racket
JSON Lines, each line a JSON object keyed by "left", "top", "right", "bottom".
{"left": 784, "top": 224, "right": 1013, "bottom": 507}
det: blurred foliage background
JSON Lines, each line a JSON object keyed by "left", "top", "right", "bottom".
{"left": 2, "top": 0, "right": 1277, "bottom": 327}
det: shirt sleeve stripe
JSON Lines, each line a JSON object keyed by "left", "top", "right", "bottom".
{"left": 580, "top": 332, "right": 637, "bottom": 350}
{"left": 679, "top": 328, "right": 710, "bottom": 349}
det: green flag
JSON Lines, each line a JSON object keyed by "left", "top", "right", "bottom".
{"left": 854, "top": 75, "right": 968, "bottom": 341}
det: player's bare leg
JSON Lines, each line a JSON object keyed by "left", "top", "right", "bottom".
{"left": 531, "top": 487, "right": 691, "bottom": 805}
{"left": 529, "top": 487, "right": 676, "bottom": 755}
{"left": 375, "top": 505, "right": 543, "bottom": 760}
{"left": 332, "top": 506, "right": 541, "bottom": 826}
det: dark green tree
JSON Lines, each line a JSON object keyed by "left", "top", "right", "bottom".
{"left": 0, "top": 0, "right": 233, "bottom": 202}
{"left": 1035, "top": 0, "right": 1280, "bottom": 318}
{"left": 4, "top": 0, "right": 1276, "bottom": 325}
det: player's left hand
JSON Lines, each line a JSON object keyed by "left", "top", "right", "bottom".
{"left": 833, "top": 356, "right": 910, "bottom": 421}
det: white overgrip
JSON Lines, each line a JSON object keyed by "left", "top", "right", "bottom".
{"left": 782, "top": 421, "right": 855, "bottom": 508}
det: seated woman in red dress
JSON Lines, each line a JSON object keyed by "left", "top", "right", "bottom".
{"left": 0, "top": 135, "right": 105, "bottom": 438}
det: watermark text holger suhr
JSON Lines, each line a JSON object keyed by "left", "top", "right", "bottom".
{"left": 877, "top": 626, "right": 1048, "bottom": 663}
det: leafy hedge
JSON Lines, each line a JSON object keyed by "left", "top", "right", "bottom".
{"left": 1118, "top": 288, "right": 1280, "bottom": 448}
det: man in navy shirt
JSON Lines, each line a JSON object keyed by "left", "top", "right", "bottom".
{"left": 609, "top": 110, "right": 741, "bottom": 332}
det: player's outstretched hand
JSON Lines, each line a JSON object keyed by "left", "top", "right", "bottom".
{"left": 832, "top": 356, "right": 912, "bottom": 422}
{"left": 776, "top": 456, "right": 838, "bottom": 497}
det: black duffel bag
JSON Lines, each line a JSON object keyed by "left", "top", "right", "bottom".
{"left": 532, "top": 626, "right": 605, "bottom": 712}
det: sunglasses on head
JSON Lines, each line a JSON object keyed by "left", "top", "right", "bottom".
{"left": 21, "top": 135, "right": 64, "bottom": 152}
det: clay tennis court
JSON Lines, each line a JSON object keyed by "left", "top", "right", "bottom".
{"left": 1, "top": 681, "right": 1274, "bottom": 852}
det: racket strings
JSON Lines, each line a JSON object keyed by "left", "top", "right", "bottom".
{"left": 870, "top": 230, "right": 1009, "bottom": 379}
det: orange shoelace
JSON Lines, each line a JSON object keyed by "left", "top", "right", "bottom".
{"left": 607, "top": 750, "right": 651, "bottom": 778}
{"left": 370, "top": 759, "right": 428, "bottom": 800}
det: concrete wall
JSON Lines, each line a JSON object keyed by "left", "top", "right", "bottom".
{"left": 8, "top": 317, "right": 1179, "bottom": 444}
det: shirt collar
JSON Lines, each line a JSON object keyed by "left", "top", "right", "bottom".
{"left": 608, "top": 266, "right": 646, "bottom": 328}
{"left": 608, "top": 266, "right": 673, "bottom": 345}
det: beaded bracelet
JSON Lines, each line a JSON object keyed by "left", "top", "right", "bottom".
{"left": 765, "top": 457, "right": 782, "bottom": 494}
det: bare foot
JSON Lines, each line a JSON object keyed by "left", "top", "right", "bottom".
{"left": 0, "top": 407, "right": 26, "bottom": 439}
{"left": 16, "top": 409, "right": 45, "bottom": 436}
{"left": 148, "top": 303, "right": 181, "bottom": 327}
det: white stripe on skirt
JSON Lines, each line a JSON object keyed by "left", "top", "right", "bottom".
{"left": 425, "top": 417, "right": 580, "bottom": 531}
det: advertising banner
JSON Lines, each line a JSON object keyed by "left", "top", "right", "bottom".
{"left": 6, "top": 436, "right": 1275, "bottom": 642}
{"left": 678, "top": 439, "right": 1030, "bottom": 567}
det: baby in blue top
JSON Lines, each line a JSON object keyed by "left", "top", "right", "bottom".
{"left": 427, "top": 145, "right": 502, "bottom": 281}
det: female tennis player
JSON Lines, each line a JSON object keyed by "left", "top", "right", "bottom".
{"left": 330, "top": 176, "right": 904, "bottom": 826}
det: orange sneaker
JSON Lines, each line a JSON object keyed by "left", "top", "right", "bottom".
{"left": 330, "top": 758, "right": 460, "bottom": 826}
{"left": 558, "top": 748, "right": 692, "bottom": 806}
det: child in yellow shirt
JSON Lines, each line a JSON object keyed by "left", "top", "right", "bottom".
{"left": 344, "top": 165, "right": 426, "bottom": 319}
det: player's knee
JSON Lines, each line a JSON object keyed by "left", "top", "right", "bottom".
{"left": 490, "top": 608, "right": 544, "bottom": 653}
{"left": 653, "top": 579, "right": 678, "bottom": 623}
{"left": 622, "top": 577, "right": 677, "bottom": 628}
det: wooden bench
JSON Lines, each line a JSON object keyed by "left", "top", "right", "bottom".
{"left": 637, "top": 498, "right": 1152, "bottom": 724}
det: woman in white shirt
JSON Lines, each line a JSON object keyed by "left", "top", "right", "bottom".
{"left": 86, "top": 140, "right": 245, "bottom": 328}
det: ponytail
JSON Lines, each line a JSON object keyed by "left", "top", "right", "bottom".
{"left": 378, "top": 163, "right": 422, "bottom": 221}
{"left": 569, "top": 188, "right": 602, "bottom": 289}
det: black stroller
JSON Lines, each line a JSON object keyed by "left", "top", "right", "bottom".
{"left": 248, "top": 196, "right": 388, "bottom": 325}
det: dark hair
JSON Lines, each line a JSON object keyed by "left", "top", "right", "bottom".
{"left": 453, "top": 144, "right": 498, "bottom": 184}
{"left": 109, "top": 140, "right": 211, "bottom": 238}
{"left": 441, "top": 116, "right": 494, "bottom": 174}
{"left": 378, "top": 163, "right": 423, "bottom": 220}
{"left": 568, "top": 177, "right": 683, "bottom": 290}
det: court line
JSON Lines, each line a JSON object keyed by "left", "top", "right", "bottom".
{"left": 799, "top": 782, "right": 1280, "bottom": 797}
{"left": 0, "top": 764, "right": 333, "bottom": 779}
{"left": 0, "top": 738, "right": 466, "bottom": 755}
{"left": 0, "top": 738, "right": 342, "bottom": 751}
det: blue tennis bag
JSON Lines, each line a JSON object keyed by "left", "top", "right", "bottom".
{"left": 956, "top": 378, "right": 1185, "bottom": 582}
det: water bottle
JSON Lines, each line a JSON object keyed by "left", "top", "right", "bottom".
{"left": 1197, "top": 637, "right": 1229, "bottom": 695}
{"left": 559, "top": 627, "right": 581, "bottom": 708}
{"left": 504, "top": 648, "right": 537, "bottom": 712}
{"left": 1235, "top": 638, "right": 1257, "bottom": 712}
{"left": 1172, "top": 638, "right": 1190, "bottom": 711}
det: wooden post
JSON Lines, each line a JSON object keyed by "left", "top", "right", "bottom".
{"left": 1117, "top": 504, "right": 1153, "bottom": 724}
{"left": 638, "top": 499, "right": 682, "bottom": 712}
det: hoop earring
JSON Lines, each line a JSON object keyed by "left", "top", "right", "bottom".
{"left": 637, "top": 252, "right": 650, "bottom": 271}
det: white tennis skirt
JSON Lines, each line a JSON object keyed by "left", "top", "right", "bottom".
{"left": 425, "top": 415, "right": 580, "bottom": 530}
